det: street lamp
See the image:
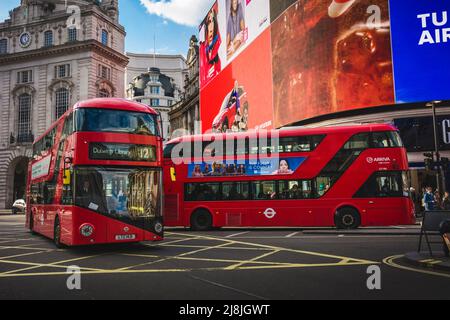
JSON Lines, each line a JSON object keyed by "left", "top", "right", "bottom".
{"left": 426, "top": 101, "right": 444, "bottom": 193}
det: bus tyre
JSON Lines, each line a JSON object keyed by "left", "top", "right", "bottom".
{"left": 191, "top": 210, "right": 213, "bottom": 231}
{"left": 54, "top": 217, "right": 64, "bottom": 249}
{"left": 335, "top": 207, "right": 361, "bottom": 230}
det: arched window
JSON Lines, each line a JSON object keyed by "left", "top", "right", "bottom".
{"left": 18, "top": 94, "right": 32, "bottom": 142}
{"left": 0, "top": 39, "right": 7, "bottom": 54}
{"left": 98, "top": 89, "right": 110, "bottom": 98}
{"left": 55, "top": 88, "right": 70, "bottom": 119}
{"left": 44, "top": 30, "right": 53, "bottom": 47}
{"left": 101, "top": 29, "right": 108, "bottom": 46}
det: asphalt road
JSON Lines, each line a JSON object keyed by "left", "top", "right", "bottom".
{"left": 0, "top": 215, "right": 448, "bottom": 300}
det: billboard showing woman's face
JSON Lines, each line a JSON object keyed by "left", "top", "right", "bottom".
{"left": 199, "top": 3, "right": 222, "bottom": 89}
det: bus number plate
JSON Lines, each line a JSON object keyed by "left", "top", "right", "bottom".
{"left": 115, "top": 234, "right": 136, "bottom": 241}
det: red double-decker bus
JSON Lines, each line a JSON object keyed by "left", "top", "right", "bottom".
{"left": 163, "top": 124, "right": 415, "bottom": 230}
{"left": 26, "top": 98, "right": 164, "bottom": 247}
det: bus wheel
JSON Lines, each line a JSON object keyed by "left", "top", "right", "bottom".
{"left": 335, "top": 207, "right": 361, "bottom": 230}
{"left": 191, "top": 209, "right": 213, "bottom": 231}
{"left": 54, "top": 217, "right": 64, "bottom": 249}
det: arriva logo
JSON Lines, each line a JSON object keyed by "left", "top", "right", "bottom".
{"left": 367, "top": 157, "right": 391, "bottom": 163}
{"left": 263, "top": 208, "right": 277, "bottom": 219}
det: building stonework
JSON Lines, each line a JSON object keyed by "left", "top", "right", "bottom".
{"left": 0, "top": 0, "right": 127, "bottom": 209}
{"left": 126, "top": 53, "right": 187, "bottom": 141}
{"left": 169, "top": 36, "right": 200, "bottom": 137}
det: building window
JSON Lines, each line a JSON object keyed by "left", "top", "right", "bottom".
{"left": 151, "top": 99, "right": 159, "bottom": 107}
{"left": 150, "top": 86, "right": 160, "bottom": 95}
{"left": 150, "top": 75, "right": 159, "bottom": 82}
{"left": 0, "top": 39, "right": 7, "bottom": 54}
{"left": 55, "top": 64, "right": 71, "bottom": 79}
{"left": 18, "top": 94, "right": 32, "bottom": 141}
{"left": 98, "top": 89, "right": 110, "bottom": 98}
{"left": 101, "top": 30, "right": 108, "bottom": 46}
{"left": 17, "top": 70, "right": 33, "bottom": 84}
{"left": 98, "top": 65, "right": 111, "bottom": 80}
{"left": 55, "top": 88, "right": 70, "bottom": 119}
{"left": 44, "top": 30, "right": 53, "bottom": 47}
{"left": 68, "top": 27, "right": 77, "bottom": 42}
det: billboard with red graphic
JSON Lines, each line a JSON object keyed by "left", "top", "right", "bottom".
{"left": 199, "top": 0, "right": 450, "bottom": 132}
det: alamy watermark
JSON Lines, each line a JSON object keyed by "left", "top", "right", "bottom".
{"left": 366, "top": 265, "right": 381, "bottom": 290}
{"left": 66, "top": 265, "right": 81, "bottom": 291}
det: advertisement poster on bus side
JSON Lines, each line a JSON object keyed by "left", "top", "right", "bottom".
{"left": 31, "top": 155, "right": 52, "bottom": 180}
{"left": 188, "top": 156, "right": 307, "bottom": 178}
{"left": 271, "top": 0, "right": 395, "bottom": 128}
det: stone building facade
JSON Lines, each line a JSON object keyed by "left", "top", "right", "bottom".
{"left": 169, "top": 36, "right": 200, "bottom": 138}
{"left": 126, "top": 53, "right": 187, "bottom": 141}
{"left": 0, "top": 0, "right": 128, "bottom": 209}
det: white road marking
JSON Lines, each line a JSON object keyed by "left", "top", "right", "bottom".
{"left": 225, "top": 232, "right": 250, "bottom": 238}
{"left": 286, "top": 232, "right": 299, "bottom": 238}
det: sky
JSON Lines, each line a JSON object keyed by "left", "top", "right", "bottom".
{"left": 0, "top": 0, "right": 214, "bottom": 56}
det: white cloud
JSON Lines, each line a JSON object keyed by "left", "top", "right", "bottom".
{"left": 139, "top": 0, "right": 214, "bottom": 27}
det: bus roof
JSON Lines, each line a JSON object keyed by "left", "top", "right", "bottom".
{"left": 33, "top": 98, "right": 158, "bottom": 144}
{"left": 166, "top": 123, "right": 398, "bottom": 144}
{"left": 75, "top": 98, "right": 159, "bottom": 115}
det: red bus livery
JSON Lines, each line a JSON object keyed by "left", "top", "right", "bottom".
{"left": 26, "top": 98, "right": 164, "bottom": 247}
{"left": 163, "top": 124, "right": 415, "bottom": 230}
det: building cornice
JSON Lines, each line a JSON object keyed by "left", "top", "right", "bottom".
{"left": 0, "top": 39, "right": 129, "bottom": 67}
{"left": 0, "top": 5, "right": 125, "bottom": 35}
{"left": 126, "top": 52, "right": 187, "bottom": 61}
{"left": 169, "top": 94, "right": 199, "bottom": 117}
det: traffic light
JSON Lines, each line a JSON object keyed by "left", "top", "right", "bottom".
{"left": 424, "top": 152, "right": 435, "bottom": 171}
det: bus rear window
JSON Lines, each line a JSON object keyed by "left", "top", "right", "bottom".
{"left": 75, "top": 108, "right": 159, "bottom": 136}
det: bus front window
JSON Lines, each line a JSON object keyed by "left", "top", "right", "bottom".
{"left": 75, "top": 108, "right": 159, "bottom": 136}
{"left": 75, "top": 167, "right": 161, "bottom": 220}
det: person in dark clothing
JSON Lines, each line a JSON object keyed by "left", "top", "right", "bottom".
{"left": 442, "top": 192, "right": 450, "bottom": 210}
{"left": 439, "top": 219, "right": 450, "bottom": 257}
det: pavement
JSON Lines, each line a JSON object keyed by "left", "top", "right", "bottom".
{"left": 404, "top": 252, "right": 450, "bottom": 273}
{"left": 0, "top": 215, "right": 449, "bottom": 300}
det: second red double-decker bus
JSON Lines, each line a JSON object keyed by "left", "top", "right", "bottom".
{"left": 163, "top": 124, "right": 415, "bottom": 230}
{"left": 26, "top": 98, "right": 164, "bottom": 247}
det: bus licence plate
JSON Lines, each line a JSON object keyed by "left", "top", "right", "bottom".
{"left": 115, "top": 234, "right": 136, "bottom": 241}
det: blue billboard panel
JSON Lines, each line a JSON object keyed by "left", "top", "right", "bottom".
{"left": 188, "top": 157, "right": 307, "bottom": 178}
{"left": 390, "top": 0, "right": 450, "bottom": 103}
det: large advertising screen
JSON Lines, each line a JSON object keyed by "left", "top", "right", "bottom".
{"left": 199, "top": 0, "right": 273, "bottom": 133}
{"left": 199, "top": 0, "right": 450, "bottom": 132}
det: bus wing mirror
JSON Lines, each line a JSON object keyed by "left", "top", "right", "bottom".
{"left": 170, "top": 167, "right": 176, "bottom": 182}
{"left": 63, "top": 169, "right": 71, "bottom": 185}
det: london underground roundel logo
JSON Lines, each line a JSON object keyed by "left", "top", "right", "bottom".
{"left": 263, "top": 208, "right": 277, "bottom": 219}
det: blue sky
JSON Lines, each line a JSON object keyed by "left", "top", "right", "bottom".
{"left": 0, "top": 0, "right": 214, "bottom": 56}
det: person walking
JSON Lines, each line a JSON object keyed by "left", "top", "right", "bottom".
{"left": 442, "top": 192, "right": 450, "bottom": 210}
{"left": 423, "top": 187, "right": 435, "bottom": 211}
{"left": 435, "top": 191, "right": 443, "bottom": 210}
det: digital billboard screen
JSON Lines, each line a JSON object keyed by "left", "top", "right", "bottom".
{"left": 199, "top": 0, "right": 450, "bottom": 133}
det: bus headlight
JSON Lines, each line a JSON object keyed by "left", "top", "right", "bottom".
{"left": 154, "top": 222, "right": 163, "bottom": 234}
{"left": 80, "top": 224, "right": 94, "bottom": 238}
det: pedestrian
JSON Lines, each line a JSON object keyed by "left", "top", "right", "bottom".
{"left": 443, "top": 192, "right": 450, "bottom": 210}
{"left": 423, "top": 187, "right": 435, "bottom": 211}
{"left": 439, "top": 219, "right": 450, "bottom": 257}
{"left": 435, "top": 191, "right": 442, "bottom": 210}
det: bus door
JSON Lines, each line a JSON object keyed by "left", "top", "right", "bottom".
{"left": 356, "top": 172, "right": 405, "bottom": 225}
